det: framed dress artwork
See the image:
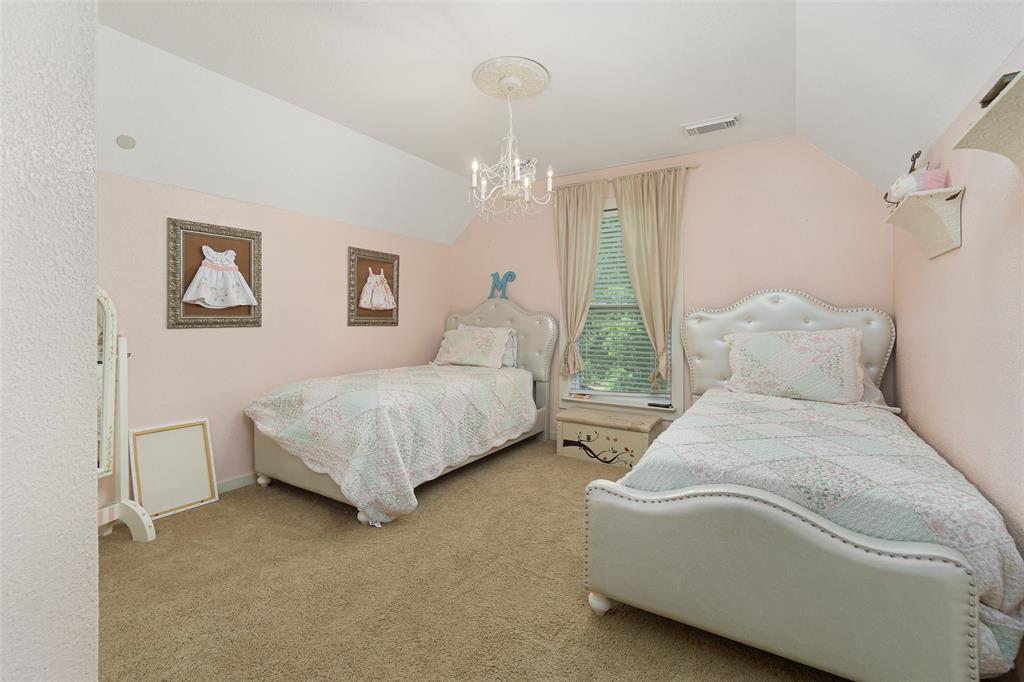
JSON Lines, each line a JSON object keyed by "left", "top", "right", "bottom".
{"left": 348, "top": 247, "right": 399, "bottom": 326}
{"left": 167, "top": 218, "right": 262, "bottom": 328}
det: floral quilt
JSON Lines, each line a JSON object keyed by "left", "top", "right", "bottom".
{"left": 622, "top": 388, "right": 1024, "bottom": 676}
{"left": 246, "top": 365, "right": 536, "bottom": 525}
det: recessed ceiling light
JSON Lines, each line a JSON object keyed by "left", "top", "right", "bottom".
{"left": 115, "top": 135, "right": 136, "bottom": 150}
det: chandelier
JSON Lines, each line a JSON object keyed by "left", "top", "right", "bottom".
{"left": 469, "top": 56, "right": 553, "bottom": 220}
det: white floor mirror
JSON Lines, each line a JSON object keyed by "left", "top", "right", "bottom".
{"left": 97, "top": 287, "right": 155, "bottom": 542}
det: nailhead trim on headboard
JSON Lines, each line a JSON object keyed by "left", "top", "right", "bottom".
{"left": 445, "top": 299, "right": 558, "bottom": 384}
{"left": 680, "top": 289, "right": 896, "bottom": 395}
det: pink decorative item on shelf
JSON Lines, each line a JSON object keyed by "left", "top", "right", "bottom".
{"left": 914, "top": 168, "right": 948, "bottom": 191}
{"left": 887, "top": 168, "right": 949, "bottom": 204}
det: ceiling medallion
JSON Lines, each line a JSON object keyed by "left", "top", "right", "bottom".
{"left": 469, "top": 56, "right": 553, "bottom": 221}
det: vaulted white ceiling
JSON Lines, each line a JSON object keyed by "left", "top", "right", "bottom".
{"left": 98, "top": 1, "right": 1023, "bottom": 240}
{"left": 796, "top": 2, "right": 1023, "bottom": 188}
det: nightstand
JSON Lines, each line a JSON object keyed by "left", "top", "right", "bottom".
{"left": 555, "top": 407, "right": 663, "bottom": 469}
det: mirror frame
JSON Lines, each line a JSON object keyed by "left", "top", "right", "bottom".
{"left": 97, "top": 287, "right": 117, "bottom": 478}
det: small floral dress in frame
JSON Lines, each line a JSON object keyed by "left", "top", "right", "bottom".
{"left": 182, "top": 245, "right": 258, "bottom": 309}
{"left": 358, "top": 268, "right": 397, "bottom": 310}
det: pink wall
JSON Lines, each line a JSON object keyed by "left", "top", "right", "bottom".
{"left": 97, "top": 173, "right": 452, "bottom": 502}
{"left": 447, "top": 135, "right": 894, "bottom": 423}
{"left": 98, "top": 135, "right": 895, "bottom": 499}
{"left": 893, "top": 43, "right": 1024, "bottom": 564}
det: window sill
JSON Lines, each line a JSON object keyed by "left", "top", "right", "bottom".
{"left": 562, "top": 394, "right": 676, "bottom": 415}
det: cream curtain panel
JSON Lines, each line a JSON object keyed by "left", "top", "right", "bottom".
{"left": 553, "top": 180, "right": 607, "bottom": 376}
{"left": 612, "top": 167, "right": 687, "bottom": 391}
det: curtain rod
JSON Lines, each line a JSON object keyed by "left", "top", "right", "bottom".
{"left": 619, "top": 163, "right": 701, "bottom": 172}
{"left": 553, "top": 164, "right": 700, "bottom": 191}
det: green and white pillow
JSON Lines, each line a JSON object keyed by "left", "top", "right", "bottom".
{"left": 433, "top": 327, "right": 512, "bottom": 369}
{"left": 724, "top": 328, "right": 865, "bottom": 404}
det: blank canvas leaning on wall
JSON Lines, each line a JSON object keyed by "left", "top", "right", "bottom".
{"left": 130, "top": 419, "right": 218, "bottom": 519}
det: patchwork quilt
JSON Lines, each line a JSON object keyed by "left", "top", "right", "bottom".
{"left": 622, "top": 388, "right": 1024, "bottom": 676}
{"left": 246, "top": 365, "right": 536, "bottom": 525}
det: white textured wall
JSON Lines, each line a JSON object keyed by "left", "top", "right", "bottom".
{"left": 1, "top": 2, "right": 99, "bottom": 680}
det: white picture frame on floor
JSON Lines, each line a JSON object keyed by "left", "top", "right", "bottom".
{"left": 130, "top": 419, "right": 218, "bottom": 520}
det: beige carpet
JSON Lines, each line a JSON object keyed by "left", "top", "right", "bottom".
{"left": 100, "top": 439, "right": 838, "bottom": 681}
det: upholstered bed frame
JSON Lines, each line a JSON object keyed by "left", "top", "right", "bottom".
{"left": 253, "top": 298, "right": 557, "bottom": 524}
{"left": 584, "top": 290, "right": 980, "bottom": 682}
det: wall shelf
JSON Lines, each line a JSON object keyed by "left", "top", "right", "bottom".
{"left": 954, "top": 71, "right": 1023, "bottom": 175}
{"left": 885, "top": 187, "right": 965, "bottom": 259}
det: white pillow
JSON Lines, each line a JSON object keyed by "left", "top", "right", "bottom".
{"left": 433, "top": 327, "right": 511, "bottom": 368}
{"left": 724, "top": 328, "right": 865, "bottom": 404}
{"left": 860, "top": 375, "right": 899, "bottom": 413}
{"left": 458, "top": 324, "right": 517, "bottom": 367}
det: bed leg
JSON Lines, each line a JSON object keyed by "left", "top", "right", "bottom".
{"left": 588, "top": 592, "right": 613, "bottom": 615}
{"left": 256, "top": 474, "right": 271, "bottom": 488}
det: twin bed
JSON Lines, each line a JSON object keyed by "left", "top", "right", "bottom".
{"left": 246, "top": 290, "right": 1022, "bottom": 681}
{"left": 247, "top": 298, "right": 557, "bottom": 525}
{"left": 585, "top": 289, "right": 1023, "bottom": 681}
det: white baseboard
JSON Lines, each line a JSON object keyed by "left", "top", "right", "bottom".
{"left": 217, "top": 473, "right": 257, "bottom": 494}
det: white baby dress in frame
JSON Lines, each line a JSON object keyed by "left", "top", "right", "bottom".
{"left": 358, "top": 268, "right": 397, "bottom": 310}
{"left": 182, "top": 245, "right": 258, "bottom": 309}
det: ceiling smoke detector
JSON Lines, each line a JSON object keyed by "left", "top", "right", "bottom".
{"left": 681, "top": 114, "right": 739, "bottom": 137}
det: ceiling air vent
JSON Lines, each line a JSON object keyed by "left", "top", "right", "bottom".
{"left": 682, "top": 114, "right": 739, "bottom": 137}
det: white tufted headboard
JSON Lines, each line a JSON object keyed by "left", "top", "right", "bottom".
{"left": 681, "top": 289, "right": 895, "bottom": 397}
{"left": 445, "top": 298, "right": 558, "bottom": 385}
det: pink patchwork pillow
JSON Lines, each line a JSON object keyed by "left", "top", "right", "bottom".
{"left": 724, "top": 328, "right": 865, "bottom": 404}
{"left": 433, "top": 327, "right": 511, "bottom": 368}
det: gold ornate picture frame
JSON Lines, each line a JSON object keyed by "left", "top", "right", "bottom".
{"left": 167, "top": 218, "right": 262, "bottom": 329}
{"left": 348, "top": 247, "right": 399, "bottom": 326}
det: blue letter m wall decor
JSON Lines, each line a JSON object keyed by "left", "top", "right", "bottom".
{"left": 488, "top": 271, "right": 516, "bottom": 299}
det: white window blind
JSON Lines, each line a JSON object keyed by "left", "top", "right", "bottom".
{"left": 572, "top": 208, "right": 670, "bottom": 397}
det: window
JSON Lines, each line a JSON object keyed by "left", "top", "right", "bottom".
{"left": 572, "top": 208, "right": 670, "bottom": 398}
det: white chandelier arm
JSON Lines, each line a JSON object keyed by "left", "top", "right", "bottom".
{"left": 527, "top": 189, "right": 552, "bottom": 205}
{"left": 470, "top": 183, "right": 504, "bottom": 203}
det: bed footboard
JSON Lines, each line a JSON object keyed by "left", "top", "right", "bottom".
{"left": 584, "top": 480, "right": 980, "bottom": 682}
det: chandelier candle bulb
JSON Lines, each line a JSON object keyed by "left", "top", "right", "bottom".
{"left": 471, "top": 159, "right": 478, "bottom": 188}
{"left": 514, "top": 158, "right": 521, "bottom": 180}
{"left": 547, "top": 166, "right": 553, "bottom": 192}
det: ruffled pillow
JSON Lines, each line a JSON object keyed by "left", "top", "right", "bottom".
{"left": 458, "top": 324, "right": 518, "bottom": 367}
{"left": 433, "top": 327, "right": 511, "bottom": 368}
{"left": 724, "top": 328, "right": 865, "bottom": 404}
